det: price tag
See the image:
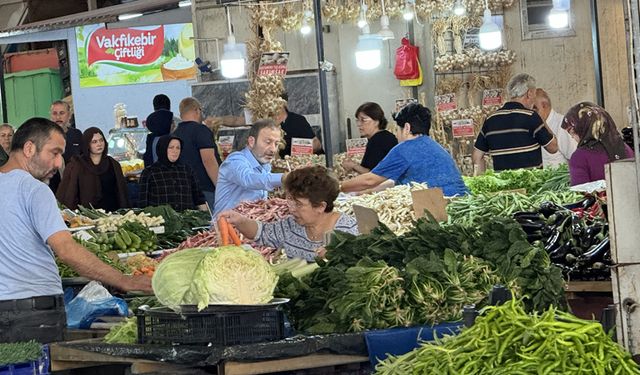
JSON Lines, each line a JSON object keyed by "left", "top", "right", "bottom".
{"left": 291, "top": 138, "right": 314, "bottom": 156}
{"left": 452, "top": 119, "right": 475, "bottom": 138}
{"left": 346, "top": 138, "right": 368, "bottom": 157}
{"left": 411, "top": 188, "right": 448, "bottom": 222}
{"left": 435, "top": 93, "right": 457, "bottom": 112}
{"left": 395, "top": 98, "right": 418, "bottom": 113}
{"left": 218, "top": 135, "right": 235, "bottom": 159}
{"left": 257, "top": 51, "right": 290, "bottom": 77}
{"left": 482, "top": 89, "right": 503, "bottom": 107}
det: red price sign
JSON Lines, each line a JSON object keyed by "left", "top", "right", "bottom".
{"left": 452, "top": 119, "right": 475, "bottom": 138}
{"left": 482, "top": 89, "right": 503, "bottom": 107}
{"left": 218, "top": 135, "right": 235, "bottom": 159}
{"left": 346, "top": 138, "right": 368, "bottom": 157}
{"left": 257, "top": 51, "right": 290, "bottom": 77}
{"left": 291, "top": 138, "right": 313, "bottom": 156}
{"left": 435, "top": 94, "right": 457, "bottom": 112}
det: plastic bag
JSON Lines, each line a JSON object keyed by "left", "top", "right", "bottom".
{"left": 400, "top": 63, "right": 423, "bottom": 87}
{"left": 65, "top": 281, "right": 129, "bottom": 329}
{"left": 394, "top": 38, "right": 420, "bottom": 80}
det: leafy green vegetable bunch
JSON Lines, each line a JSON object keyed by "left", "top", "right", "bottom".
{"left": 277, "top": 216, "right": 565, "bottom": 334}
{"left": 463, "top": 164, "right": 570, "bottom": 195}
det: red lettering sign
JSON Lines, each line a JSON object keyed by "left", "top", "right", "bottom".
{"left": 452, "top": 119, "right": 475, "bottom": 138}
{"left": 87, "top": 26, "right": 164, "bottom": 66}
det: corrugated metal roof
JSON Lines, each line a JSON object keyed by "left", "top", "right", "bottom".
{"left": 0, "top": 0, "right": 184, "bottom": 36}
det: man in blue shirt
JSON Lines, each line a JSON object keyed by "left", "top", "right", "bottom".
{"left": 340, "top": 103, "right": 467, "bottom": 197}
{"left": 0, "top": 118, "right": 151, "bottom": 343}
{"left": 214, "top": 119, "right": 284, "bottom": 216}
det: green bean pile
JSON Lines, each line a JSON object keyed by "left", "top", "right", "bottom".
{"left": 447, "top": 191, "right": 583, "bottom": 226}
{"left": 376, "top": 298, "right": 640, "bottom": 375}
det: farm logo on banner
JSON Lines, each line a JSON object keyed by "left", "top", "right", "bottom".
{"left": 76, "top": 23, "right": 196, "bottom": 87}
{"left": 87, "top": 27, "right": 164, "bottom": 65}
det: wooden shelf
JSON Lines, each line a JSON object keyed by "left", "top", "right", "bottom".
{"left": 565, "top": 280, "right": 612, "bottom": 293}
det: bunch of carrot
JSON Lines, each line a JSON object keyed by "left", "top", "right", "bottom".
{"left": 132, "top": 265, "right": 155, "bottom": 276}
{"left": 217, "top": 217, "right": 242, "bottom": 246}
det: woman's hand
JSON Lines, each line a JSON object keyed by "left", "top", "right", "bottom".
{"left": 217, "top": 210, "right": 259, "bottom": 240}
{"left": 341, "top": 159, "right": 358, "bottom": 172}
{"left": 315, "top": 246, "right": 327, "bottom": 259}
{"left": 217, "top": 210, "right": 246, "bottom": 227}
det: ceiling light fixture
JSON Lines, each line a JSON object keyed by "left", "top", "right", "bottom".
{"left": 300, "top": 9, "right": 313, "bottom": 35}
{"left": 355, "top": 25, "right": 383, "bottom": 70}
{"left": 117, "top": 13, "right": 143, "bottom": 21}
{"left": 357, "top": 1, "right": 368, "bottom": 29}
{"left": 478, "top": 0, "right": 502, "bottom": 51}
{"left": 453, "top": 0, "right": 466, "bottom": 16}
{"left": 378, "top": 0, "right": 395, "bottom": 40}
{"left": 178, "top": 0, "right": 192, "bottom": 8}
{"left": 402, "top": 0, "right": 415, "bottom": 21}
{"left": 220, "top": 6, "right": 246, "bottom": 79}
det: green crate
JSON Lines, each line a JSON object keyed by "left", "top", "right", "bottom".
{"left": 4, "top": 68, "right": 63, "bottom": 126}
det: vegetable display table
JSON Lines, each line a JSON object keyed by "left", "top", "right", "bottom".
{"left": 49, "top": 334, "right": 369, "bottom": 374}
{"left": 565, "top": 280, "right": 613, "bottom": 321}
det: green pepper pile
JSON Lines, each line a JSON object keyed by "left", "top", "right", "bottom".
{"left": 0, "top": 340, "right": 42, "bottom": 366}
{"left": 376, "top": 298, "right": 640, "bottom": 374}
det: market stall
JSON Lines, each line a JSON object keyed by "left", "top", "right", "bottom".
{"left": 1, "top": 0, "right": 639, "bottom": 373}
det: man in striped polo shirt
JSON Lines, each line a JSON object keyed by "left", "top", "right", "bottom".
{"left": 472, "top": 73, "right": 559, "bottom": 175}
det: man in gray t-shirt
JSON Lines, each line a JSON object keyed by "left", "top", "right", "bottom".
{"left": 0, "top": 118, "right": 152, "bottom": 343}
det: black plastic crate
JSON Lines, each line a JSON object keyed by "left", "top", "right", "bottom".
{"left": 137, "top": 307, "right": 285, "bottom": 346}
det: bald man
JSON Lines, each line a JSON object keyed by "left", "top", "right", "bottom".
{"left": 533, "top": 89, "right": 577, "bottom": 168}
{"left": 0, "top": 123, "right": 14, "bottom": 167}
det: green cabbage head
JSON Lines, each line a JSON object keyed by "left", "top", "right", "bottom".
{"left": 152, "top": 246, "right": 278, "bottom": 311}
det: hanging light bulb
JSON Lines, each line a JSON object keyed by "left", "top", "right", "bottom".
{"left": 357, "top": 2, "right": 368, "bottom": 29}
{"left": 548, "top": 0, "right": 570, "bottom": 29}
{"left": 300, "top": 10, "right": 313, "bottom": 35}
{"left": 478, "top": 3, "right": 502, "bottom": 51}
{"left": 377, "top": 0, "right": 395, "bottom": 40}
{"left": 355, "top": 25, "right": 383, "bottom": 70}
{"left": 220, "top": 6, "right": 246, "bottom": 79}
{"left": 453, "top": 0, "right": 466, "bottom": 16}
{"left": 402, "top": 0, "right": 414, "bottom": 21}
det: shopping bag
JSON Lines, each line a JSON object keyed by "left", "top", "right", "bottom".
{"left": 394, "top": 37, "right": 420, "bottom": 80}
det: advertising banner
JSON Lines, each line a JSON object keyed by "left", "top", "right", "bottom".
{"left": 76, "top": 23, "right": 196, "bottom": 88}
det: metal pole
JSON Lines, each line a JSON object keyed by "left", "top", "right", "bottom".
{"left": 407, "top": 20, "right": 419, "bottom": 100}
{"left": 627, "top": 0, "right": 640, "bottom": 212}
{"left": 312, "top": 0, "right": 333, "bottom": 169}
{"left": 0, "top": 55, "right": 7, "bottom": 123}
{"left": 590, "top": 0, "right": 605, "bottom": 107}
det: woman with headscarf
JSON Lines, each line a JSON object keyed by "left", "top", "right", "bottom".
{"left": 143, "top": 94, "right": 174, "bottom": 167}
{"left": 562, "top": 102, "right": 634, "bottom": 185}
{"left": 138, "top": 135, "right": 206, "bottom": 211}
{"left": 56, "top": 127, "right": 130, "bottom": 211}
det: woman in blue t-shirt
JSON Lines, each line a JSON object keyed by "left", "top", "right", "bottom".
{"left": 340, "top": 103, "right": 468, "bottom": 197}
